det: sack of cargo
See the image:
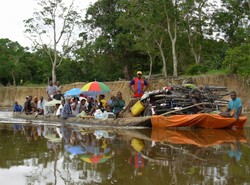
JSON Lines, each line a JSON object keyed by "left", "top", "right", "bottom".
{"left": 131, "top": 101, "right": 145, "bottom": 116}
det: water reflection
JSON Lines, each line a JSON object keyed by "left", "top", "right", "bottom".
{"left": 0, "top": 122, "right": 250, "bottom": 184}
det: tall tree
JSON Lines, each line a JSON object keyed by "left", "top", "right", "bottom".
{"left": 24, "top": 0, "right": 81, "bottom": 83}
{"left": 212, "top": 0, "right": 250, "bottom": 46}
{"left": 182, "top": 0, "right": 210, "bottom": 64}
{"left": 0, "top": 39, "right": 27, "bottom": 86}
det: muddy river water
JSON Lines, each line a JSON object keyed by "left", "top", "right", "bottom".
{"left": 0, "top": 111, "right": 250, "bottom": 185}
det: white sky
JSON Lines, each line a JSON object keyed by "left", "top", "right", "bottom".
{"left": 0, "top": 0, "right": 97, "bottom": 47}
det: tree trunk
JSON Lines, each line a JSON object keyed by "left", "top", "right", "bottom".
{"left": 172, "top": 40, "right": 178, "bottom": 77}
{"left": 146, "top": 50, "right": 154, "bottom": 78}
{"left": 52, "top": 61, "right": 57, "bottom": 84}
{"left": 11, "top": 70, "right": 16, "bottom": 86}
{"left": 164, "top": 0, "right": 178, "bottom": 78}
{"left": 123, "top": 65, "right": 130, "bottom": 80}
{"left": 156, "top": 37, "right": 167, "bottom": 78}
{"left": 166, "top": 13, "right": 178, "bottom": 77}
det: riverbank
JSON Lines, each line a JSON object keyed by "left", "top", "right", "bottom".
{"left": 0, "top": 74, "right": 249, "bottom": 111}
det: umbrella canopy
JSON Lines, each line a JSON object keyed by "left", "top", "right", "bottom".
{"left": 81, "top": 154, "right": 111, "bottom": 164}
{"left": 64, "top": 88, "right": 85, "bottom": 97}
{"left": 65, "top": 144, "right": 86, "bottom": 155}
{"left": 80, "top": 81, "right": 110, "bottom": 95}
{"left": 45, "top": 99, "right": 62, "bottom": 107}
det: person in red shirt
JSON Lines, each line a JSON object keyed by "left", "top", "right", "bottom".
{"left": 129, "top": 71, "right": 149, "bottom": 98}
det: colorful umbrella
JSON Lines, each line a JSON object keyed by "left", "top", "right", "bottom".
{"left": 80, "top": 81, "right": 110, "bottom": 95}
{"left": 65, "top": 144, "right": 86, "bottom": 155}
{"left": 64, "top": 88, "right": 85, "bottom": 97}
{"left": 81, "top": 154, "right": 111, "bottom": 164}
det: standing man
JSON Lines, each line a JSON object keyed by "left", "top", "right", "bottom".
{"left": 55, "top": 81, "right": 62, "bottom": 92}
{"left": 46, "top": 80, "right": 56, "bottom": 98}
{"left": 129, "top": 71, "right": 149, "bottom": 98}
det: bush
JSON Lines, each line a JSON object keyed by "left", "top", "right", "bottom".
{"left": 186, "top": 64, "right": 208, "bottom": 75}
{"left": 223, "top": 43, "right": 250, "bottom": 76}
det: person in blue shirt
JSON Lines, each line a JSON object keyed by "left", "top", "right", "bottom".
{"left": 220, "top": 91, "right": 242, "bottom": 119}
{"left": 13, "top": 101, "right": 23, "bottom": 112}
{"left": 227, "top": 91, "right": 242, "bottom": 119}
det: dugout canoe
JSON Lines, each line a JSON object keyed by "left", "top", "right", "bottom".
{"left": 13, "top": 112, "right": 152, "bottom": 127}
{"left": 151, "top": 113, "right": 247, "bottom": 129}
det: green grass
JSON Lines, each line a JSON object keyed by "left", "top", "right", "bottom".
{"left": 204, "top": 69, "right": 228, "bottom": 75}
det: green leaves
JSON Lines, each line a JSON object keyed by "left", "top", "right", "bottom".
{"left": 223, "top": 43, "right": 250, "bottom": 76}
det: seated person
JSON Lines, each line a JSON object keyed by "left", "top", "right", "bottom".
{"left": 79, "top": 97, "right": 88, "bottom": 113}
{"left": 24, "top": 96, "right": 33, "bottom": 114}
{"left": 87, "top": 97, "right": 94, "bottom": 113}
{"left": 191, "top": 89, "right": 207, "bottom": 114}
{"left": 111, "top": 91, "right": 125, "bottom": 116}
{"left": 98, "top": 94, "right": 107, "bottom": 111}
{"left": 32, "top": 96, "right": 39, "bottom": 112}
{"left": 61, "top": 96, "right": 73, "bottom": 119}
{"left": 219, "top": 91, "right": 242, "bottom": 119}
{"left": 71, "top": 97, "right": 80, "bottom": 117}
{"left": 37, "top": 96, "right": 46, "bottom": 115}
{"left": 13, "top": 101, "right": 23, "bottom": 112}
{"left": 107, "top": 95, "right": 116, "bottom": 106}
{"left": 56, "top": 99, "right": 65, "bottom": 117}
{"left": 53, "top": 89, "right": 64, "bottom": 100}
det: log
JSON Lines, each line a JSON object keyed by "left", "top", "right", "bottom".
{"left": 160, "top": 102, "right": 211, "bottom": 116}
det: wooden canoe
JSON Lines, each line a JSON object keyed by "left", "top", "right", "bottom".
{"left": 13, "top": 112, "right": 152, "bottom": 127}
{"left": 151, "top": 113, "right": 247, "bottom": 129}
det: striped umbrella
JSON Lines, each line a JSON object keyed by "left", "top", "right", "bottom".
{"left": 80, "top": 81, "right": 110, "bottom": 95}
{"left": 81, "top": 154, "right": 112, "bottom": 164}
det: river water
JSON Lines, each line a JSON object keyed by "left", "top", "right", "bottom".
{"left": 0, "top": 111, "right": 250, "bottom": 185}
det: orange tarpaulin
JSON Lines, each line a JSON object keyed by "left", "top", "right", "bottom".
{"left": 151, "top": 113, "right": 247, "bottom": 129}
{"left": 151, "top": 129, "right": 247, "bottom": 147}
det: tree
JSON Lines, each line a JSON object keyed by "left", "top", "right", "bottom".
{"left": 24, "top": 0, "right": 81, "bottom": 83}
{"left": 223, "top": 43, "right": 250, "bottom": 76}
{"left": 0, "top": 39, "right": 28, "bottom": 86}
{"left": 212, "top": 0, "right": 250, "bottom": 46}
{"left": 182, "top": 0, "right": 210, "bottom": 65}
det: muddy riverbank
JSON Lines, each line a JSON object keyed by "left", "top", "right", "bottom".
{"left": 0, "top": 74, "right": 249, "bottom": 111}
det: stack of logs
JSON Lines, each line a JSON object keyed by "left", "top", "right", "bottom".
{"left": 143, "top": 85, "right": 229, "bottom": 115}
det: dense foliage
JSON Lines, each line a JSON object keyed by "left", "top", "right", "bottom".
{"left": 0, "top": 0, "right": 249, "bottom": 86}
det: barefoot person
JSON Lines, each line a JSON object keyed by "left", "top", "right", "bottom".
{"left": 220, "top": 91, "right": 242, "bottom": 119}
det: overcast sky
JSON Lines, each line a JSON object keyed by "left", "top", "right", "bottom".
{"left": 0, "top": 0, "right": 97, "bottom": 47}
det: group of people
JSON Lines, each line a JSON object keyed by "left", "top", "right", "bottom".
{"left": 61, "top": 91, "right": 126, "bottom": 119}
{"left": 13, "top": 71, "right": 148, "bottom": 119}
{"left": 191, "top": 88, "right": 242, "bottom": 119}
{"left": 13, "top": 70, "right": 243, "bottom": 120}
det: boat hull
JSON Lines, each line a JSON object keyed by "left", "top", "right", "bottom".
{"left": 13, "top": 113, "right": 151, "bottom": 127}
{"left": 151, "top": 113, "right": 247, "bottom": 129}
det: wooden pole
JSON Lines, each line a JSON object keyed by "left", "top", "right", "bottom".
{"left": 160, "top": 102, "right": 211, "bottom": 116}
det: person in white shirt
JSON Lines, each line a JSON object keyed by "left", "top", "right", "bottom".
{"left": 71, "top": 97, "right": 80, "bottom": 117}
{"left": 56, "top": 100, "right": 65, "bottom": 117}
{"left": 37, "top": 96, "right": 46, "bottom": 115}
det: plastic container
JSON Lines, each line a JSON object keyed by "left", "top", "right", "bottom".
{"left": 131, "top": 101, "right": 145, "bottom": 116}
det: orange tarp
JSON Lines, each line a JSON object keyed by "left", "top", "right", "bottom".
{"left": 151, "top": 129, "right": 247, "bottom": 147}
{"left": 151, "top": 113, "right": 247, "bottom": 129}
